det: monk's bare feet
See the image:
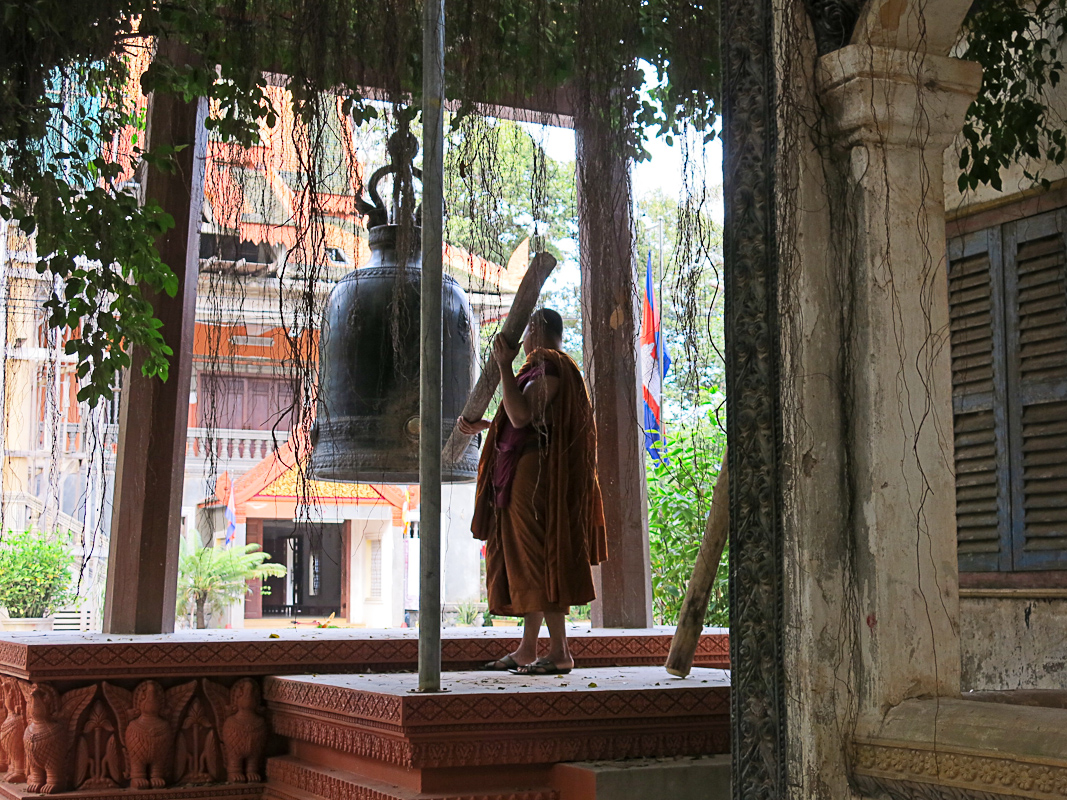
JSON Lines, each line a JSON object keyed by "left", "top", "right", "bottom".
{"left": 544, "top": 651, "right": 574, "bottom": 671}
{"left": 482, "top": 643, "right": 539, "bottom": 671}
{"left": 510, "top": 643, "right": 539, "bottom": 666}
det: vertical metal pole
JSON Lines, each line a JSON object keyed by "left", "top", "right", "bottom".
{"left": 0, "top": 212, "right": 7, "bottom": 523}
{"left": 418, "top": 0, "right": 445, "bottom": 693}
{"left": 656, "top": 218, "right": 665, "bottom": 439}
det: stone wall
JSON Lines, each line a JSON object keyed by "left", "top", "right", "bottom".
{"left": 961, "top": 596, "right": 1067, "bottom": 691}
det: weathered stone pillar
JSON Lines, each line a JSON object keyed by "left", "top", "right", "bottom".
{"left": 816, "top": 45, "right": 982, "bottom": 719}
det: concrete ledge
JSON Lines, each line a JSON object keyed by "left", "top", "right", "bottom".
{"left": 551, "top": 756, "right": 730, "bottom": 800}
{"left": 854, "top": 698, "right": 1067, "bottom": 798}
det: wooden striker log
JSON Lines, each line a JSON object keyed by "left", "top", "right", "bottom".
{"left": 665, "top": 450, "right": 729, "bottom": 677}
{"left": 443, "top": 251, "right": 558, "bottom": 464}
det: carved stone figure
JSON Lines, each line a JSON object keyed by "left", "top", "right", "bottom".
{"left": 205, "top": 678, "right": 267, "bottom": 782}
{"left": 1, "top": 679, "right": 27, "bottom": 783}
{"left": 105, "top": 680, "right": 195, "bottom": 790}
{"left": 21, "top": 682, "right": 96, "bottom": 793}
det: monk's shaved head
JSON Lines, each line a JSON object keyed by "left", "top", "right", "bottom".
{"left": 532, "top": 308, "right": 563, "bottom": 340}
{"left": 523, "top": 308, "right": 564, "bottom": 355}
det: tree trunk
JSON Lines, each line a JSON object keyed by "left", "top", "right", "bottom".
{"left": 195, "top": 598, "right": 206, "bottom": 629}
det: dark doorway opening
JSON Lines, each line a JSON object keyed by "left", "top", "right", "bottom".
{"left": 261, "top": 521, "right": 344, "bottom": 617}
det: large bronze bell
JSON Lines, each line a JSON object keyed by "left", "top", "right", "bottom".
{"left": 309, "top": 136, "right": 479, "bottom": 483}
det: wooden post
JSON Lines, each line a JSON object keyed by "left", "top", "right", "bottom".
{"left": 576, "top": 110, "right": 654, "bottom": 629}
{"left": 244, "top": 518, "right": 264, "bottom": 619}
{"left": 340, "top": 520, "right": 352, "bottom": 621}
{"left": 102, "top": 45, "right": 206, "bottom": 635}
{"left": 665, "top": 454, "right": 729, "bottom": 677}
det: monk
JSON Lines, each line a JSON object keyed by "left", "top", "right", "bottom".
{"left": 457, "top": 308, "right": 607, "bottom": 675}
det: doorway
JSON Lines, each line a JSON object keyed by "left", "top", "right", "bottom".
{"left": 261, "top": 521, "right": 344, "bottom": 617}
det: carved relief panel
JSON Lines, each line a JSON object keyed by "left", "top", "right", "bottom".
{"left": 0, "top": 676, "right": 267, "bottom": 794}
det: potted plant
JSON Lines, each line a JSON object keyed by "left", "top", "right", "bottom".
{"left": 0, "top": 530, "right": 76, "bottom": 631}
{"left": 177, "top": 539, "right": 286, "bottom": 629}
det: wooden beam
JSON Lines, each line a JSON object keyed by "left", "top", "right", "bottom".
{"left": 102, "top": 43, "right": 207, "bottom": 635}
{"left": 576, "top": 107, "right": 654, "bottom": 629}
{"left": 340, "top": 520, "right": 352, "bottom": 621}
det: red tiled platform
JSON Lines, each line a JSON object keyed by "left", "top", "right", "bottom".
{"left": 0, "top": 627, "right": 729, "bottom": 682}
{"left": 265, "top": 667, "right": 731, "bottom": 800}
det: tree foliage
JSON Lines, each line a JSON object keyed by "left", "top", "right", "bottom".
{"left": 445, "top": 118, "right": 576, "bottom": 267}
{"left": 1, "top": 0, "right": 720, "bottom": 404}
{"left": 0, "top": 530, "right": 76, "bottom": 618}
{"left": 176, "top": 539, "right": 285, "bottom": 628}
{"left": 4, "top": 0, "right": 1066, "bottom": 407}
{"left": 959, "top": 0, "right": 1067, "bottom": 191}
{"left": 646, "top": 416, "right": 727, "bottom": 627}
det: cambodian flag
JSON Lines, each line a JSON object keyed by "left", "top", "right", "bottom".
{"left": 224, "top": 483, "right": 237, "bottom": 546}
{"left": 640, "top": 252, "right": 671, "bottom": 462}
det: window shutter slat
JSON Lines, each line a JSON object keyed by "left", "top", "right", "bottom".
{"left": 948, "top": 230, "right": 1013, "bottom": 572}
{"left": 1004, "top": 211, "right": 1067, "bottom": 570}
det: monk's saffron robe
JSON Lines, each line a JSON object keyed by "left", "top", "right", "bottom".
{"left": 472, "top": 348, "right": 607, "bottom": 615}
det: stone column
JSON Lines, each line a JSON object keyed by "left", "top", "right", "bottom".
{"left": 817, "top": 45, "right": 982, "bottom": 719}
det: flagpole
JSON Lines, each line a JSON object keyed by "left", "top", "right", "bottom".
{"left": 656, "top": 218, "right": 665, "bottom": 441}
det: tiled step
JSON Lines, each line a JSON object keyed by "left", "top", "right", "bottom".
{"left": 0, "top": 627, "right": 728, "bottom": 682}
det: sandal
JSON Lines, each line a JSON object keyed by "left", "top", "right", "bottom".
{"left": 481, "top": 654, "right": 521, "bottom": 671}
{"left": 509, "top": 658, "right": 572, "bottom": 676}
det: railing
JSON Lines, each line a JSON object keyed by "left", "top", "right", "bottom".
{"left": 23, "top": 422, "right": 118, "bottom": 458}
{"left": 1, "top": 491, "right": 89, "bottom": 536}
{"left": 186, "top": 428, "right": 287, "bottom": 464}
{"left": 11, "top": 426, "right": 282, "bottom": 467}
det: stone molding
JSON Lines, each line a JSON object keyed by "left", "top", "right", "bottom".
{"left": 817, "top": 44, "right": 982, "bottom": 150}
{"left": 272, "top": 711, "right": 729, "bottom": 771}
{"left": 0, "top": 632, "right": 729, "bottom": 683}
{"left": 852, "top": 740, "right": 1067, "bottom": 800}
{"left": 265, "top": 757, "right": 557, "bottom": 800}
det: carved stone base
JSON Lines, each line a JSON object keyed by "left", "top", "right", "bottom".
{"left": 265, "top": 667, "right": 730, "bottom": 799}
{"left": 851, "top": 699, "right": 1067, "bottom": 800}
{"left": 0, "top": 783, "right": 264, "bottom": 800}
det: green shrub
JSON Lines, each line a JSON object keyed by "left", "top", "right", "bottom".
{"left": 177, "top": 539, "right": 286, "bottom": 629}
{"left": 646, "top": 419, "right": 728, "bottom": 627}
{"left": 0, "top": 530, "right": 76, "bottom": 618}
